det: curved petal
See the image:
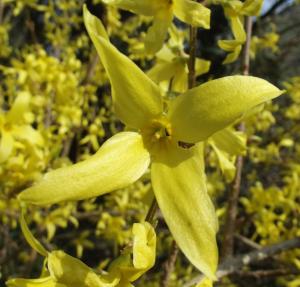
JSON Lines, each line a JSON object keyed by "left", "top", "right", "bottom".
{"left": 0, "top": 130, "right": 14, "bottom": 163}
{"left": 222, "top": 45, "right": 242, "bottom": 64}
{"left": 48, "top": 251, "right": 105, "bottom": 287}
{"left": 231, "top": 16, "right": 246, "bottom": 41}
{"left": 6, "top": 92, "right": 31, "bottom": 124}
{"left": 147, "top": 61, "right": 177, "bottom": 84}
{"left": 241, "top": 0, "right": 263, "bottom": 16}
{"left": 144, "top": 9, "right": 173, "bottom": 54}
{"left": 195, "top": 58, "right": 211, "bottom": 76}
{"left": 83, "top": 6, "right": 163, "bottom": 129}
{"left": 6, "top": 276, "right": 64, "bottom": 287}
{"left": 172, "top": 65, "right": 188, "bottom": 93}
{"left": 173, "top": 0, "right": 211, "bottom": 29}
{"left": 12, "top": 125, "right": 44, "bottom": 146}
{"left": 20, "top": 211, "right": 48, "bottom": 257}
{"left": 18, "top": 132, "right": 150, "bottom": 205}
{"left": 102, "top": 0, "right": 159, "bottom": 16}
{"left": 210, "top": 127, "right": 246, "bottom": 156}
{"left": 151, "top": 143, "right": 218, "bottom": 279}
{"left": 168, "top": 76, "right": 284, "bottom": 143}
{"left": 132, "top": 222, "right": 156, "bottom": 270}
{"left": 218, "top": 39, "right": 242, "bottom": 52}
{"left": 210, "top": 142, "right": 236, "bottom": 181}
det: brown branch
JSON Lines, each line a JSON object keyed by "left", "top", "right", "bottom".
{"left": 188, "top": 24, "right": 197, "bottom": 89}
{"left": 184, "top": 237, "right": 300, "bottom": 286}
{"left": 221, "top": 17, "right": 253, "bottom": 259}
{"left": 81, "top": 50, "right": 99, "bottom": 85}
{"left": 235, "top": 233, "right": 261, "bottom": 250}
{"left": 160, "top": 241, "right": 179, "bottom": 287}
{"left": 233, "top": 268, "right": 300, "bottom": 278}
{"left": 145, "top": 198, "right": 158, "bottom": 226}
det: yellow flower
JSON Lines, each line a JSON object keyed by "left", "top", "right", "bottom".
{"left": 6, "top": 212, "right": 155, "bottom": 287}
{"left": 18, "top": 6, "right": 284, "bottom": 279}
{"left": 216, "top": 0, "right": 264, "bottom": 64}
{"left": 102, "top": 0, "right": 211, "bottom": 53}
{"left": 0, "top": 92, "right": 44, "bottom": 163}
{"left": 148, "top": 25, "right": 211, "bottom": 93}
{"left": 208, "top": 127, "right": 246, "bottom": 181}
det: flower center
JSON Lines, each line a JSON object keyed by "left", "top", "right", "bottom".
{"left": 141, "top": 117, "right": 172, "bottom": 154}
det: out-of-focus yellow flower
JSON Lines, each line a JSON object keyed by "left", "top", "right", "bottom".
{"left": 251, "top": 32, "right": 280, "bottom": 59}
{"left": 0, "top": 92, "right": 43, "bottom": 163}
{"left": 18, "top": 6, "right": 283, "bottom": 280}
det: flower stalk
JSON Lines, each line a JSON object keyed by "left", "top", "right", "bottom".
{"left": 221, "top": 16, "right": 253, "bottom": 259}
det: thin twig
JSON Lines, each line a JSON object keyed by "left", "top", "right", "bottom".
{"left": 184, "top": 237, "right": 300, "bottom": 286}
{"left": 221, "top": 17, "right": 253, "bottom": 259}
{"left": 160, "top": 241, "right": 179, "bottom": 287}
{"left": 235, "top": 234, "right": 261, "bottom": 250}
{"left": 145, "top": 198, "right": 158, "bottom": 226}
{"left": 233, "top": 268, "right": 300, "bottom": 278}
{"left": 188, "top": 25, "right": 197, "bottom": 89}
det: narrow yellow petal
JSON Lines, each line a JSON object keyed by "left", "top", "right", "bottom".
{"left": 168, "top": 76, "right": 284, "bottom": 143}
{"left": 48, "top": 251, "right": 104, "bottom": 287}
{"left": 6, "top": 277, "right": 64, "bottom": 287}
{"left": 231, "top": 16, "right": 246, "bottom": 42}
{"left": 144, "top": 9, "right": 173, "bottom": 54}
{"left": 210, "top": 142, "right": 236, "bottom": 181}
{"left": 18, "top": 132, "right": 150, "bottom": 205}
{"left": 210, "top": 128, "right": 246, "bottom": 156}
{"left": 0, "top": 130, "right": 14, "bottom": 163}
{"left": 218, "top": 39, "right": 241, "bottom": 52}
{"left": 195, "top": 59, "right": 211, "bottom": 76}
{"left": 147, "top": 61, "right": 177, "bottom": 84}
{"left": 6, "top": 91, "right": 31, "bottom": 124}
{"left": 241, "top": 0, "right": 263, "bottom": 16}
{"left": 83, "top": 6, "right": 163, "bottom": 128}
{"left": 20, "top": 210, "right": 48, "bottom": 257}
{"left": 151, "top": 143, "right": 218, "bottom": 279}
{"left": 172, "top": 65, "right": 188, "bottom": 93}
{"left": 173, "top": 0, "right": 211, "bottom": 29}
{"left": 222, "top": 45, "right": 242, "bottom": 64}
{"left": 12, "top": 125, "right": 44, "bottom": 146}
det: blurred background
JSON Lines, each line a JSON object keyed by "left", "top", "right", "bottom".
{"left": 0, "top": 0, "right": 300, "bottom": 286}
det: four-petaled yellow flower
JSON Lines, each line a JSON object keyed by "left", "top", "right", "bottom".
{"left": 18, "top": 6, "right": 284, "bottom": 279}
{"left": 102, "top": 0, "right": 211, "bottom": 54}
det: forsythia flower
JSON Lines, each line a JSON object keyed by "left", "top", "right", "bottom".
{"left": 102, "top": 0, "right": 211, "bottom": 53}
{"left": 0, "top": 92, "right": 43, "bottom": 163}
{"left": 215, "top": 0, "right": 264, "bottom": 64}
{"left": 7, "top": 212, "right": 156, "bottom": 287}
{"left": 208, "top": 127, "right": 246, "bottom": 181}
{"left": 148, "top": 25, "right": 211, "bottom": 93}
{"left": 18, "top": 6, "right": 284, "bottom": 279}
